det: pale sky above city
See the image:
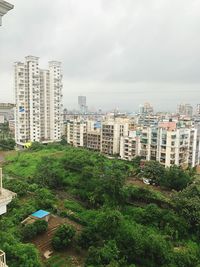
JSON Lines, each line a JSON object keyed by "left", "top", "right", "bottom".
{"left": 0, "top": 0, "right": 200, "bottom": 112}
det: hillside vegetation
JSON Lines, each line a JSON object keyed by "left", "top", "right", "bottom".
{"left": 1, "top": 143, "right": 200, "bottom": 267}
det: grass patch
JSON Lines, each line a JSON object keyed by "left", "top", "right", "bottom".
{"left": 4, "top": 149, "right": 65, "bottom": 178}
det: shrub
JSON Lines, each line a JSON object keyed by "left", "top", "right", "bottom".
{"left": 22, "top": 220, "right": 48, "bottom": 241}
{"left": 52, "top": 224, "right": 75, "bottom": 250}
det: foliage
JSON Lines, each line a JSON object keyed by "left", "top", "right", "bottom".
{"left": 29, "top": 142, "right": 44, "bottom": 151}
{"left": 172, "top": 182, "right": 200, "bottom": 234}
{"left": 141, "top": 160, "right": 165, "bottom": 185}
{"left": 4, "top": 178, "right": 28, "bottom": 196}
{"left": 52, "top": 224, "right": 76, "bottom": 250}
{"left": 131, "top": 156, "right": 142, "bottom": 174}
{"left": 160, "top": 165, "right": 192, "bottom": 191}
{"left": 0, "top": 138, "right": 15, "bottom": 150}
{"left": 123, "top": 185, "right": 169, "bottom": 207}
{"left": 34, "top": 156, "right": 65, "bottom": 188}
{"left": 22, "top": 220, "right": 48, "bottom": 240}
{"left": 85, "top": 240, "right": 120, "bottom": 267}
{"left": 2, "top": 145, "right": 200, "bottom": 267}
{"left": 34, "top": 188, "right": 56, "bottom": 210}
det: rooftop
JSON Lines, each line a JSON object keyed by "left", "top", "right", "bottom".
{"left": 0, "top": 188, "right": 16, "bottom": 203}
{"left": 31, "top": 210, "right": 50, "bottom": 219}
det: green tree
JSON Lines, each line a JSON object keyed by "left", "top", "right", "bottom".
{"left": 34, "top": 220, "right": 48, "bottom": 234}
{"left": 142, "top": 161, "right": 165, "bottom": 185}
{"left": 22, "top": 223, "right": 37, "bottom": 240}
{"left": 4, "top": 179, "right": 28, "bottom": 196}
{"left": 35, "top": 156, "right": 65, "bottom": 188}
{"left": 8, "top": 243, "right": 42, "bottom": 267}
{"left": 160, "top": 166, "right": 191, "bottom": 191}
{"left": 22, "top": 220, "right": 48, "bottom": 241}
{"left": 172, "top": 182, "right": 200, "bottom": 234}
{"left": 34, "top": 188, "right": 55, "bottom": 209}
{"left": 85, "top": 240, "right": 120, "bottom": 267}
{"left": 52, "top": 224, "right": 75, "bottom": 250}
{"left": 0, "top": 139, "right": 15, "bottom": 150}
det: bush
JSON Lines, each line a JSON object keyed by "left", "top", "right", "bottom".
{"left": 160, "top": 166, "right": 192, "bottom": 191}
{"left": 22, "top": 220, "right": 48, "bottom": 241}
{"left": 52, "top": 224, "right": 76, "bottom": 250}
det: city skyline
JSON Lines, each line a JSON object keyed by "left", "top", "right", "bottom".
{"left": 1, "top": 0, "right": 200, "bottom": 111}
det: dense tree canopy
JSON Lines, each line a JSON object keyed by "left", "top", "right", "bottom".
{"left": 2, "top": 145, "right": 200, "bottom": 267}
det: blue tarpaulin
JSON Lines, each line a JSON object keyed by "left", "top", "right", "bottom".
{"left": 31, "top": 210, "right": 50, "bottom": 219}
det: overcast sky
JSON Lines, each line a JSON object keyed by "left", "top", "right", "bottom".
{"left": 0, "top": 0, "right": 200, "bottom": 112}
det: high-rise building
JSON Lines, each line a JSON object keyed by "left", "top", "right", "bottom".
{"left": 14, "top": 56, "right": 63, "bottom": 145}
{"left": 177, "top": 103, "right": 193, "bottom": 117}
{"left": 196, "top": 104, "right": 200, "bottom": 116}
{"left": 78, "top": 96, "right": 87, "bottom": 113}
{"left": 139, "top": 102, "right": 154, "bottom": 115}
{"left": 0, "top": 3, "right": 15, "bottom": 266}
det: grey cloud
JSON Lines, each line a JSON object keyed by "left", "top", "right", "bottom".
{"left": 0, "top": 0, "right": 200, "bottom": 111}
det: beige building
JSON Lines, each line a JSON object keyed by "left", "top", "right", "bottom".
{"left": 84, "top": 130, "right": 101, "bottom": 151}
{"left": 101, "top": 118, "right": 129, "bottom": 155}
{"left": 64, "top": 118, "right": 87, "bottom": 147}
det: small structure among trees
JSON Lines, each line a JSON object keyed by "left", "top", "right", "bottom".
{"left": 31, "top": 210, "right": 50, "bottom": 222}
{"left": 22, "top": 210, "right": 50, "bottom": 225}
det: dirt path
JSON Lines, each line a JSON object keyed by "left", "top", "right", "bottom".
{"left": 0, "top": 150, "right": 16, "bottom": 165}
{"left": 32, "top": 215, "right": 82, "bottom": 256}
{"left": 126, "top": 177, "right": 171, "bottom": 196}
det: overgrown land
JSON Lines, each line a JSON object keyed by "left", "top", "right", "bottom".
{"left": 1, "top": 142, "right": 200, "bottom": 267}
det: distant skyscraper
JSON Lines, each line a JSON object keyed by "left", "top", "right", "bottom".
{"left": 139, "top": 102, "right": 154, "bottom": 115}
{"left": 78, "top": 96, "right": 87, "bottom": 113}
{"left": 14, "top": 56, "right": 63, "bottom": 145}
{"left": 177, "top": 103, "right": 193, "bottom": 116}
{"left": 196, "top": 104, "right": 200, "bottom": 116}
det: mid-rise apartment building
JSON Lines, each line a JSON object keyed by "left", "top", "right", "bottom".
{"left": 101, "top": 118, "right": 129, "bottom": 155}
{"left": 0, "top": 103, "right": 14, "bottom": 121}
{"left": 84, "top": 131, "right": 101, "bottom": 151}
{"left": 14, "top": 56, "right": 63, "bottom": 145}
{"left": 64, "top": 118, "right": 87, "bottom": 147}
{"left": 120, "top": 121, "right": 200, "bottom": 168}
{"left": 63, "top": 115, "right": 200, "bottom": 168}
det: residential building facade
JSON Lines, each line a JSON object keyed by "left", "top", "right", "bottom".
{"left": 14, "top": 56, "right": 63, "bottom": 145}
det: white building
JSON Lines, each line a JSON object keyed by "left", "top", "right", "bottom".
{"left": 1, "top": 3, "right": 14, "bottom": 266}
{"left": 14, "top": 56, "right": 63, "bottom": 145}
{"left": 120, "top": 121, "right": 200, "bottom": 168}
{"left": 177, "top": 103, "right": 193, "bottom": 117}
{"left": 64, "top": 118, "right": 87, "bottom": 147}
{"left": 78, "top": 96, "right": 87, "bottom": 113}
{"left": 196, "top": 104, "right": 200, "bottom": 116}
{"left": 0, "top": 168, "right": 15, "bottom": 215}
{"left": 0, "top": 0, "right": 13, "bottom": 26}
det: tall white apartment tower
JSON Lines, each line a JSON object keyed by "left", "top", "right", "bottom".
{"left": 49, "top": 61, "right": 63, "bottom": 140}
{"left": 15, "top": 56, "right": 63, "bottom": 145}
